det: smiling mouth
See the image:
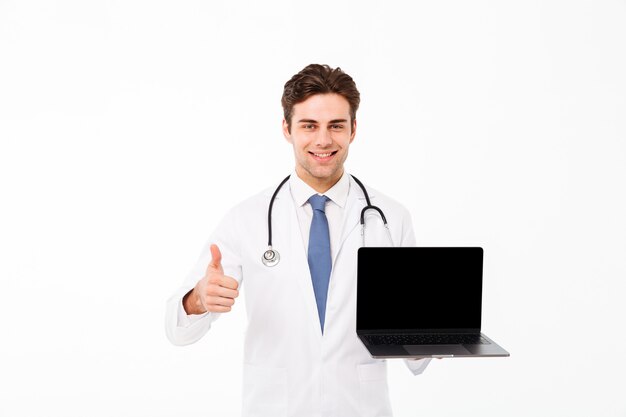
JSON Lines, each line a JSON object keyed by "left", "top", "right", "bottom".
{"left": 309, "top": 151, "right": 338, "bottom": 158}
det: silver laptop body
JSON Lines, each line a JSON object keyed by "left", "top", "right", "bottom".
{"left": 356, "top": 247, "right": 510, "bottom": 358}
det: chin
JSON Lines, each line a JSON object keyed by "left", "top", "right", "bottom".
{"left": 298, "top": 160, "right": 342, "bottom": 182}
{"left": 312, "top": 168, "right": 340, "bottom": 181}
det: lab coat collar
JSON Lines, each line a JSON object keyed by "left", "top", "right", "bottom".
{"left": 335, "top": 176, "right": 365, "bottom": 257}
{"left": 289, "top": 170, "right": 350, "bottom": 209}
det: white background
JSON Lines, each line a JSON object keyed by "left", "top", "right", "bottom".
{"left": 1, "top": 0, "right": 625, "bottom": 416}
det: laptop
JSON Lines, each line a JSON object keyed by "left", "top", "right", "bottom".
{"left": 356, "top": 247, "right": 510, "bottom": 358}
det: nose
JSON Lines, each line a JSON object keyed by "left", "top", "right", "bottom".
{"left": 314, "top": 128, "right": 333, "bottom": 147}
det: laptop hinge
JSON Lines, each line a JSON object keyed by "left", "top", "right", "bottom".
{"left": 358, "top": 328, "right": 481, "bottom": 335}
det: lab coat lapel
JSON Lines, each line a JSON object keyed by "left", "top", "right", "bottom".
{"left": 285, "top": 187, "right": 325, "bottom": 337}
{"left": 333, "top": 178, "right": 366, "bottom": 264}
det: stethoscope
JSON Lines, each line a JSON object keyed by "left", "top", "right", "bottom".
{"left": 261, "top": 174, "right": 393, "bottom": 267}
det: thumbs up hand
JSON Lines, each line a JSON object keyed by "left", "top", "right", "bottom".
{"left": 183, "top": 244, "right": 240, "bottom": 315}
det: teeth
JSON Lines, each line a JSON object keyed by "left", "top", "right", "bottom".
{"left": 314, "top": 153, "right": 333, "bottom": 157}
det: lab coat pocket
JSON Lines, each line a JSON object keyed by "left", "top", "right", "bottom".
{"left": 243, "top": 363, "right": 288, "bottom": 417}
{"left": 358, "top": 361, "right": 393, "bottom": 417}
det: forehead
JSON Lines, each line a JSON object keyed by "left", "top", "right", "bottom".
{"left": 292, "top": 93, "right": 351, "bottom": 121}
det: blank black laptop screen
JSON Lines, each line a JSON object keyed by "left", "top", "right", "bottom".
{"left": 357, "top": 247, "right": 483, "bottom": 332}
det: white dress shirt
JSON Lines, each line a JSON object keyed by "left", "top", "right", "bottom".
{"left": 289, "top": 170, "right": 350, "bottom": 260}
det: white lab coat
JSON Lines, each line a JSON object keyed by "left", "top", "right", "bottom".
{"left": 165, "top": 175, "right": 430, "bottom": 417}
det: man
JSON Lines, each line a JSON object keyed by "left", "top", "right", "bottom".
{"left": 165, "top": 64, "right": 430, "bottom": 417}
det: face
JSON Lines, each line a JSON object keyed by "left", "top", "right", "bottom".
{"left": 282, "top": 93, "right": 356, "bottom": 192}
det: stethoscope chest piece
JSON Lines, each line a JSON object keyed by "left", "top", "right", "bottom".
{"left": 262, "top": 247, "right": 280, "bottom": 267}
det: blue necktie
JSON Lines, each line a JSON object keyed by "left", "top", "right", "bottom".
{"left": 307, "top": 194, "right": 331, "bottom": 333}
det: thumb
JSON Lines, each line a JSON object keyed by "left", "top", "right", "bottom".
{"left": 208, "top": 244, "right": 223, "bottom": 270}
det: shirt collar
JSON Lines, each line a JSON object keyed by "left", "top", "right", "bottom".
{"left": 289, "top": 170, "right": 350, "bottom": 208}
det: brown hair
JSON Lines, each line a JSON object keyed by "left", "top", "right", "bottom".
{"left": 281, "top": 64, "right": 360, "bottom": 132}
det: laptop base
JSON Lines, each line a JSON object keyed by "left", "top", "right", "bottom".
{"left": 358, "top": 333, "right": 510, "bottom": 359}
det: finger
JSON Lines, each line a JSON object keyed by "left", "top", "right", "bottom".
{"left": 208, "top": 244, "right": 222, "bottom": 269}
{"left": 205, "top": 295, "right": 236, "bottom": 308}
{"left": 213, "top": 285, "right": 239, "bottom": 299}
{"left": 207, "top": 305, "right": 232, "bottom": 313}
{"left": 207, "top": 274, "right": 239, "bottom": 289}
{"left": 217, "top": 275, "right": 239, "bottom": 290}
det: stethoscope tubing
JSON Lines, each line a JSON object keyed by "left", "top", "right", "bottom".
{"left": 263, "top": 174, "right": 391, "bottom": 266}
{"left": 267, "top": 175, "right": 291, "bottom": 249}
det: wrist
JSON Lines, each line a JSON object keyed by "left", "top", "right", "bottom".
{"left": 183, "top": 288, "right": 205, "bottom": 315}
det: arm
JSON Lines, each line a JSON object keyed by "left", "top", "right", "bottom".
{"left": 165, "top": 213, "right": 243, "bottom": 346}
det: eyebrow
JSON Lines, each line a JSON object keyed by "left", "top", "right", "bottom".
{"left": 296, "top": 119, "right": 349, "bottom": 124}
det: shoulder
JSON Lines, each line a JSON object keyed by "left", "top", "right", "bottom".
{"left": 222, "top": 187, "right": 272, "bottom": 219}
{"left": 350, "top": 176, "right": 411, "bottom": 218}
{"left": 207, "top": 185, "right": 277, "bottom": 244}
{"left": 350, "top": 176, "right": 416, "bottom": 245}
{"left": 221, "top": 179, "right": 288, "bottom": 220}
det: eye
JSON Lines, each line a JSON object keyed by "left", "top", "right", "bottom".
{"left": 302, "top": 124, "right": 316, "bottom": 130}
{"left": 330, "top": 124, "right": 344, "bottom": 130}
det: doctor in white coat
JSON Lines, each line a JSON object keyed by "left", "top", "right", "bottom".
{"left": 165, "top": 64, "right": 431, "bottom": 417}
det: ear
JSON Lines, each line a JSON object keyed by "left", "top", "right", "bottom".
{"left": 282, "top": 119, "right": 293, "bottom": 143}
{"left": 349, "top": 119, "right": 357, "bottom": 143}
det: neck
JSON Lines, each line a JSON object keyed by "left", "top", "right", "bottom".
{"left": 296, "top": 167, "right": 344, "bottom": 193}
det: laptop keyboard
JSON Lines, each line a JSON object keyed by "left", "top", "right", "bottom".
{"left": 364, "top": 334, "right": 490, "bottom": 345}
